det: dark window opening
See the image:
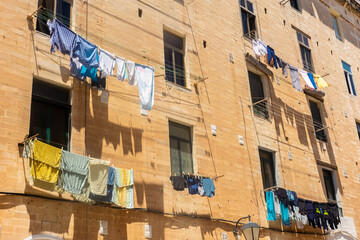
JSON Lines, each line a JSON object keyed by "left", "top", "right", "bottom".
{"left": 29, "top": 79, "right": 71, "bottom": 150}
{"left": 164, "top": 31, "right": 185, "bottom": 87}
{"left": 169, "top": 121, "right": 193, "bottom": 175}
{"left": 290, "top": 0, "right": 300, "bottom": 11}
{"left": 240, "top": 0, "right": 256, "bottom": 39}
{"left": 342, "top": 61, "right": 356, "bottom": 96}
{"left": 331, "top": 14, "right": 342, "bottom": 41}
{"left": 259, "top": 149, "right": 276, "bottom": 189}
{"left": 36, "top": 0, "right": 72, "bottom": 35}
{"left": 249, "top": 71, "right": 268, "bottom": 118}
{"left": 309, "top": 100, "right": 327, "bottom": 142}
{"left": 323, "top": 169, "right": 336, "bottom": 202}
{"left": 356, "top": 122, "right": 360, "bottom": 141}
{"left": 297, "top": 31, "right": 313, "bottom": 72}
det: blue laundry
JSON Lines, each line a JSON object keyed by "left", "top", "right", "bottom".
{"left": 280, "top": 202, "right": 291, "bottom": 226}
{"left": 48, "top": 19, "right": 76, "bottom": 55}
{"left": 187, "top": 177, "right": 199, "bottom": 195}
{"left": 80, "top": 65, "right": 98, "bottom": 82}
{"left": 307, "top": 72, "right": 317, "bottom": 90}
{"left": 70, "top": 57, "right": 85, "bottom": 81}
{"left": 201, "top": 178, "right": 215, "bottom": 197}
{"left": 89, "top": 166, "right": 114, "bottom": 202}
{"left": 267, "top": 45, "right": 279, "bottom": 69}
{"left": 71, "top": 35, "right": 99, "bottom": 70}
{"left": 266, "top": 191, "right": 276, "bottom": 221}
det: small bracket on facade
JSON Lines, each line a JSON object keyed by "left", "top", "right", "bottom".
{"left": 194, "top": 77, "right": 209, "bottom": 86}
{"left": 27, "top": 6, "right": 43, "bottom": 20}
{"left": 280, "top": 0, "right": 290, "bottom": 6}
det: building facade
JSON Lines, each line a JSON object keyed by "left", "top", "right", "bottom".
{"left": 0, "top": 0, "right": 359, "bottom": 239}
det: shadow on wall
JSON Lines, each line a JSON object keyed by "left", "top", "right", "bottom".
{"left": 301, "top": 0, "right": 360, "bottom": 48}
{"left": 265, "top": 77, "right": 343, "bottom": 196}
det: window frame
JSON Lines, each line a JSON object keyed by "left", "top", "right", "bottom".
{"left": 29, "top": 79, "right": 71, "bottom": 150}
{"left": 356, "top": 121, "right": 360, "bottom": 141}
{"left": 239, "top": 0, "right": 257, "bottom": 39}
{"left": 168, "top": 121, "right": 194, "bottom": 175}
{"left": 331, "top": 13, "right": 342, "bottom": 41}
{"left": 36, "top": 0, "right": 73, "bottom": 35}
{"left": 342, "top": 61, "right": 357, "bottom": 96}
{"left": 290, "top": 0, "right": 301, "bottom": 11}
{"left": 259, "top": 149, "right": 277, "bottom": 189}
{"left": 308, "top": 98, "right": 327, "bottom": 142}
{"left": 163, "top": 30, "right": 186, "bottom": 88}
{"left": 321, "top": 167, "right": 343, "bottom": 216}
{"left": 296, "top": 31, "right": 314, "bottom": 72}
{"left": 247, "top": 70, "right": 269, "bottom": 119}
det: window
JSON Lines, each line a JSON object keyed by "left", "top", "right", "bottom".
{"left": 356, "top": 122, "right": 360, "bottom": 141}
{"left": 164, "top": 31, "right": 185, "bottom": 87}
{"left": 240, "top": 0, "right": 257, "bottom": 39}
{"left": 331, "top": 14, "right": 342, "bottom": 41}
{"left": 322, "top": 169, "right": 336, "bottom": 202}
{"left": 29, "top": 79, "right": 71, "bottom": 150}
{"left": 36, "top": 0, "right": 72, "bottom": 35}
{"left": 259, "top": 149, "right": 276, "bottom": 189}
{"left": 290, "top": 0, "right": 300, "bottom": 11}
{"left": 342, "top": 61, "right": 357, "bottom": 96}
{"left": 248, "top": 71, "right": 268, "bottom": 118}
{"left": 297, "top": 31, "right": 313, "bottom": 72}
{"left": 169, "top": 121, "right": 193, "bottom": 175}
{"left": 309, "top": 100, "right": 327, "bottom": 142}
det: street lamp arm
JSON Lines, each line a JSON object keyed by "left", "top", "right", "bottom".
{"left": 233, "top": 215, "right": 251, "bottom": 235}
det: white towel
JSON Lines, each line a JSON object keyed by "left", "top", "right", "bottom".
{"left": 126, "top": 60, "right": 137, "bottom": 86}
{"left": 99, "top": 48, "right": 115, "bottom": 78}
{"left": 298, "top": 69, "right": 316, "bottom": 89}
{"left": 135, "top": 64, "right": 155, "bottom": 110}
{"left": 116, "top": 56, "right": 126, "bottom": 81}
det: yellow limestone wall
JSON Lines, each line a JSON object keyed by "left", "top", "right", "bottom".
{"left": 0, "top": 0, "right": 359, "bottom": 239}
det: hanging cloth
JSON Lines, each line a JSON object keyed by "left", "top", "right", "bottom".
{"left": 30, "top": 140, "right": 62, "bottom": 184}
{"left": 266, "top": 191, "right": 276, "bottom": 221}
{"left": 288, "top": 64, "right": 302, "bottom": 92}
{"left": 307, "top": 72, "right": 318, "bottom": 90}
{"left": 257, "top": 39, "right": 268, "bottom": 56}
{"left": 71, "top": 175, "right": 95, "bottom": 204}
{"left": 252, "top": 40, "right": 262, "bottom": 57}
{"left": 201, "top": 178, "right": 215, "bottom": 197}
{"left": 135, "top": 63, "right": 155, "bottom": 111}
{"left": 59, "top": 150, "right": 89, "bottom": 195}
{"left": 89, "top": 166, "right": 115, "bottom": 202}
{"left": 281, "top": 60, "right": 289, "bottom": 78}
{"left": 99, "top": 48, "right": 115, "bottom": 78}
{"left": 112, "top": 168, "right": 134, "bottom": 208}
{"left": 299, "top": 69, "right": 317, "bottom": 89}
{"left": 70, "top": 57, "right": 86, "bottom": 81}
{"left": 314, "top": 74, "right": 330, "bottom": 88}
{"left": 88, "top": 158, "right": 110, "bottom": 196}
{"left": 126, "top": 60, "right": 137, "bottom": 86}
{"left": 71, "top": 35, "right": 99, "bottom": 70}
{"left": 47, "top": 19, "right": 76, "bottom": 55}
{"left": 116, "top": 56, "right": 126, "bottom": 81}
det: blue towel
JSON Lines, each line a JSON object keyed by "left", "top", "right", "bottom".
{"left": 71, "top": 35, "right": 99, "bottom": 70}
{"left": 307, "top": 72, "right": 317, "bottom": 90}
{"left": 187, "top": 178, "right": 199, "bottom": 195}
{"left": 48, "top": 19, "right": 76, "bottom": 55}
{"left": 280, "top": 202, "right": 291, "bottom": 226}
{"left": 80, "top": 65, "right": 98, "bottom": 82}
{"left": 89, "top": 166, "right": 114, "bottom": 203}
{"left": 266, "top": 191, "right": 276, "bottom": 221}
{"left": 201, "top": 178, "right": 215, "bottom": 197}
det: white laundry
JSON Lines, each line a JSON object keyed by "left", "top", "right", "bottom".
{"left": 298, "top": 69, "right": 316, "bottom": 89}
{"left": 258, "top": 39, "right": 268, "bottom": 56}
{"left": 252, "top": 40, "right": 262, "bottom": 57}
{"left": 116, "top": 56, "right": 126, "bottom": 81}
{"left": 99, "top": 48, "right": 115, "bottom": 78}
{"left": 126, "top": 60, "right": 137, "bottom": 86}
{"left": 135, "top": 64, "right": 155, "bottom": 111}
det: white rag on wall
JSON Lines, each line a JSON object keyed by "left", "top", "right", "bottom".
{"left": 135, "top": 63, "right": 155, "bottom": 111}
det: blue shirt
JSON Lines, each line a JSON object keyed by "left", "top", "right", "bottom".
{"left": 48, "top": 19, "right": 76, "bottom": 55}
{"left": 71, "top": 35, "right": 99, "bottom": 70}
{"left": 201, "top": 178, "right": 215, "bottom": 197}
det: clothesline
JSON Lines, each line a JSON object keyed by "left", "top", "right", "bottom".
{"left": 35, "top": 10, "right": 203, "bottom": 81}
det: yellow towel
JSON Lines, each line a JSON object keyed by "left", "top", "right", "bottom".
{"left": 314, "top": 74, "right": 330, "bottom": 88}
{"left": 30, "top": 140, "right": 62, "bottom": 183}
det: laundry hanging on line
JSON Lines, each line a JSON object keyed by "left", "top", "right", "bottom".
{"left": 22, "top": 139, "right": 135, "bottom": 209}
{"left": 170, "top": 174, "right": 216, "bottom": 198}
{"left": 47, "top": 18, "right": 155, "bottom": 112}
{"left": 265, "top": 187, "right": 341, "bottom": 230}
